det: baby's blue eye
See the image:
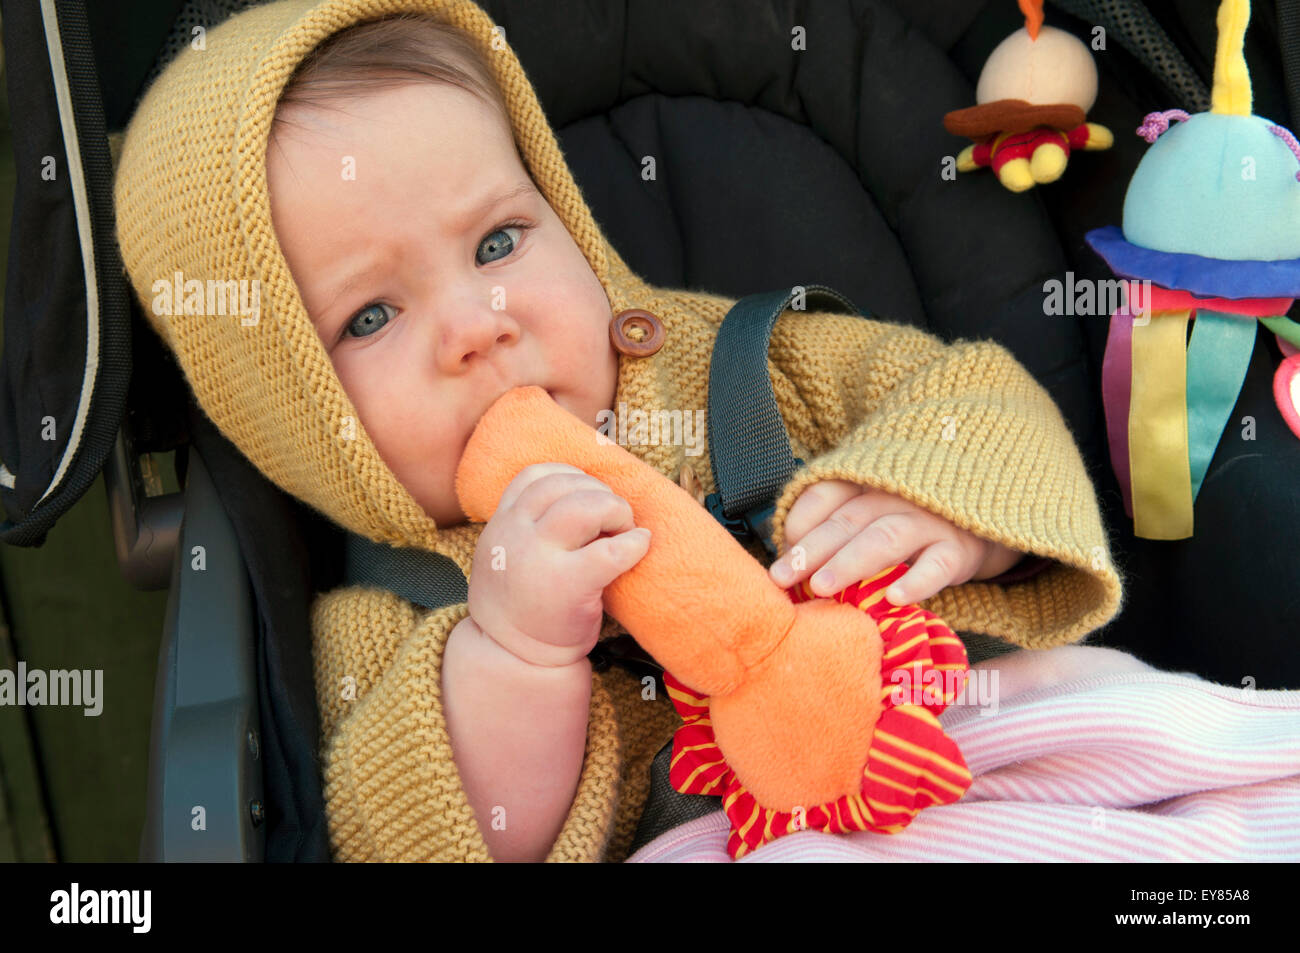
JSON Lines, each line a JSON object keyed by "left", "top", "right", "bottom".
{"left": 477, "top": 225, "right": 525, "bottom": 265}
{"left": 346, "top": 302, "right": 392, "bottom": 339}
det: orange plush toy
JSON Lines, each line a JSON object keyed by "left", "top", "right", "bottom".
{"left": 456, "top": 386, "right": 973, "bottom": 858}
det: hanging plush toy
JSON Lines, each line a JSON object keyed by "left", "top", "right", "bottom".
{"left": 456, "top": 386, "right": 973, "bottom": 860}
{"left": 943, "top": 0, "right": 1112, "bottom": 192}
{"left": 1085, "top": 0, "right": 1300, "bottom": 541}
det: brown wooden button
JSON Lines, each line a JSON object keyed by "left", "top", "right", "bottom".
{"left": 609, "top": 309, "right": 665, "bottom": 358}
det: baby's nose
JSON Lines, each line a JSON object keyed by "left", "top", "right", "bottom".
{"left": 438, "top": 312, "right": 518, "bottom": 374}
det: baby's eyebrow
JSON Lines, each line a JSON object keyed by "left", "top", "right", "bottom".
{"left": 447, "top": 180, "right": 538, "bottom": 235}
{"left": 315, "top": 262, "right": 384, "bottom": 326}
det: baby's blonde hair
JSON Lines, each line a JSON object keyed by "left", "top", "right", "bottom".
{"left": 273, "top": 14, "right": 511, "bottom": 136}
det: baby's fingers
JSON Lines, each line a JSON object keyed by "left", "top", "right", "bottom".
{"left": 534, "top": 488, "right": 634, "bottom": 550}
{"left": 499, "top": 463, "right": 610, "bottom": 520}
{"left": 795, "top": 512, "right": 932, "bottom": 597}
{"left": 778, "top": 479, "right": 864, "bottom": 554}
{"left": 530, "top": 486, "right": 651, "bottom": 583}
{"left": 582, "top": 527, "right": 652, "bottom": 589}
{"left": 884, "top": 541, "right": 969, "bottom": 605}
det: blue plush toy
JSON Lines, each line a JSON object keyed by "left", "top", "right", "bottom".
{"left": 1085, "top": 0, "right": 1300, "bottom": 540}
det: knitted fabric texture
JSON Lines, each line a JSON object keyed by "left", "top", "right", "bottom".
{"left": 113, "top": 0, "right": 1124, "bottom": 861}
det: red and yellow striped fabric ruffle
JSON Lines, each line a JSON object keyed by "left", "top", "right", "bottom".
{"left": 664, "top": 563, "right": 974, "bottom": 860}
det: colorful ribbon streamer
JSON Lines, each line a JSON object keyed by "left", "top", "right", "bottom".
{"left": 1185, "top": 310, "right": 1256, "bottom": 501}
{"left": 1103, "top": 304, "right": 1289, "bottom": 539}
{"left": 1129, "top": 309, "right": 1194, "bottom": 539}
{"left": 1102, "top": 305, "right": 1136, "bottom": 520}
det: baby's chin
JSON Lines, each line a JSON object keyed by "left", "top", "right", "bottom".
{"left": 423, "top": 468, "right": 471, "bottom": 529}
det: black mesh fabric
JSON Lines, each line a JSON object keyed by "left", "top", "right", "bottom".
{"left": 1052, "top": 0, "right": 1211, "bottom": 110}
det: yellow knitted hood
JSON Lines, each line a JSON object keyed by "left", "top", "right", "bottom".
{"left": 114, "top": 0, "right": 665, "bottom": 561}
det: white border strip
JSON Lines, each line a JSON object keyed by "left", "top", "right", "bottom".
{"left": 35, "top": 0, "right": 101, "bottom": 506}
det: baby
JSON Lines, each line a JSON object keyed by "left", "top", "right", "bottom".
{"left": 267, "top": 12, "right": 1032, "bottom": 859}
{"left": 114, "top": 0, "right": 1122, "bottom": 862}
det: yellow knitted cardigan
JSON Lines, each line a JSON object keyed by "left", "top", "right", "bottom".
{"left": 113, "top": 0, "right": 1124, "bottom": 862}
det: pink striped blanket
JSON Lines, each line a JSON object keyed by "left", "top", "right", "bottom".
{"left": 627, "top": 645, "right": 1300, "bottom": 862}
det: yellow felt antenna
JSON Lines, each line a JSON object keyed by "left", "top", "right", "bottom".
{"left": 1018, "top": 0, "right": 1044, "bottom": 40}
{"left": 1211, "top": 0, "right": 1252, "bottom": 115}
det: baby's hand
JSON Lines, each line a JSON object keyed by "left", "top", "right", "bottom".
{"left": 468, "top": 463, "right": 651, "bottom": 668}
{"left": 767, "top": 480, "right": 1023, "bottom": 605}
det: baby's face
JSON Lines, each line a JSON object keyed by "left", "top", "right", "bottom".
{"left": 267, "top": 82, "right": 618, "bottom": 527}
